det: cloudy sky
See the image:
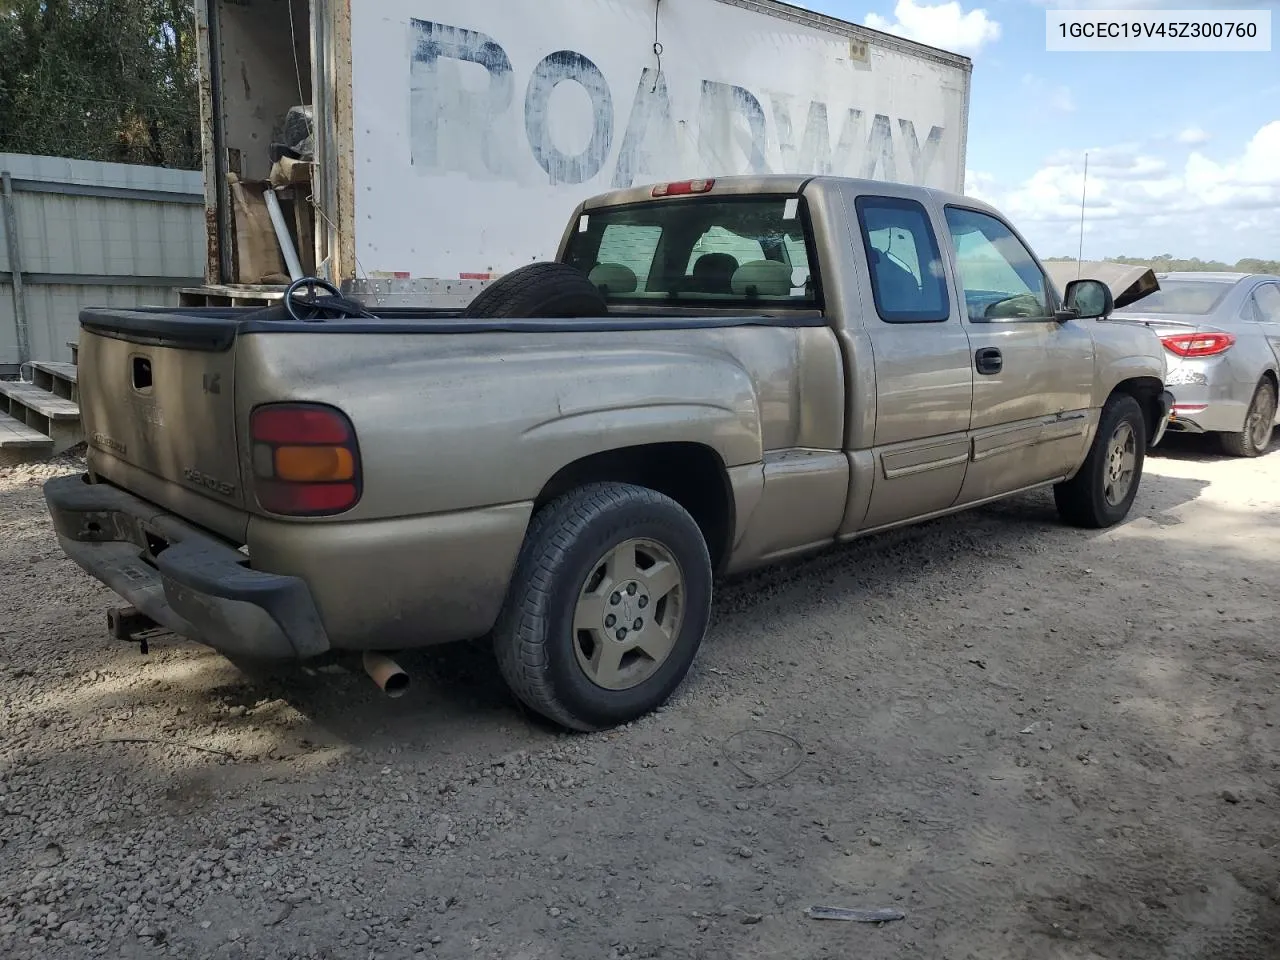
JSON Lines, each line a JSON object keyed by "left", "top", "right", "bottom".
{"left": 803, "top": 0, "right": 1280, "bottom": 261}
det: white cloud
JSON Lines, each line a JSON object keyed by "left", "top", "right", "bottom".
{"left": 1177, "top": 127, "right": 1211, "bottom": 146}
{"left": 865, "top": 0, "right": 1001, "bottom": 55}
{"left": 970, "top": 122, "right": 1280, "bottom": 258}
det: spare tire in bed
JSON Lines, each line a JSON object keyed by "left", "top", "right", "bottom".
{"left": 461, "top": 262, "right": 609, "bottom": 319}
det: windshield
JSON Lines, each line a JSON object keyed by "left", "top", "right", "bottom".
{"left": 1115, "top": 280, "right": 1232, "bottom": 315}
{"left": 562, "top": 195, "right": 819, "bottom": 308}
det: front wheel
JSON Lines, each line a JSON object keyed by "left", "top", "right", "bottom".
{"left": 492, "top": 483, "right": 713, "bottom": 731}
{"left": 1054, "top": 393, "right": 1146, "bottom": 528}
{"left": 1220, "top": 379, "right": 1276, "bottom": 458}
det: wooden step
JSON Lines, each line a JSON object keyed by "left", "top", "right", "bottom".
{"left": 0, "top": 409, "right": 55, "bottom": 466}
{"left": 0, "top": 380, "right": 79, "bottom": 420}
{"left": 0, "top": 380, "right": 82, "bottom": 456}
{"left": 28, "top": 361, "right": 78, "bottom": 402}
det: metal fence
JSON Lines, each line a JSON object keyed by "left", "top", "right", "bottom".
{"left": 0, "top": 153, "right": 204, "bottom": 375}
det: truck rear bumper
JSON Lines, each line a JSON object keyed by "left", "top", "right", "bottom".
{"left": 43, "top": 474, "right": 329, "bottom": 660}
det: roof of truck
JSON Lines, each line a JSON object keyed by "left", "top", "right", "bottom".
{"left": 581, "top": 175, "right": 979, "bottom": 212}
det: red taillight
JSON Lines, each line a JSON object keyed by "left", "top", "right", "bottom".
{"left": 1160, "top": 332, "right": 1235, "bottom": 358}
{"left": 651, "top": 178, "right": 715, "bottom": 198}
{"left": 249, "top": 403, "right": 361, "bottom": 516}
{"left": 252, "top": 406, "right": 350, "bottom": 444}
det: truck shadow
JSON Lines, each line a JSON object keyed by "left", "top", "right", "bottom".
{"left": 212, "top": 469, "right": 1214, "bottom": 748}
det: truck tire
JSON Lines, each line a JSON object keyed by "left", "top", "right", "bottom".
{"left": 1219, "top": 378, "right": 1276, "bottom": 458}
{"left": 492, "top": 482, "right": 713, "bottom": 731}
{"left": 461, "top": 262, "right": 608, "bottom": 319}
{"left": 1054, "top": 393, "right": 1146, "bottom": 529}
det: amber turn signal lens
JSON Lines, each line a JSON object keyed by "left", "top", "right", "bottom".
{"left": 273, "top": 445, "right": 355, "bottom": 482}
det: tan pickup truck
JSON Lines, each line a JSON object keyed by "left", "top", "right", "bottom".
{"left": 44, "top": 175, "right": 1173, "bottom": 731}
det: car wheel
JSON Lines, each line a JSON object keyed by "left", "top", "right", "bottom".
{"left": 1220, "top": 378, "right": 1276, "bottom": 458}
{"left": 1054, "top": 393, "right": 1146, "bottom": 529}
{"left": 492, "top": 482, "right": 713, "bottom": 731}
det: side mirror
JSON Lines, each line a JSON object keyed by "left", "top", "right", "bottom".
{"left": 1062, "top": 278, "right": 1114, "bottom": 320}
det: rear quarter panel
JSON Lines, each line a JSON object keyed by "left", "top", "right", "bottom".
{"left": 231, "top": 324, "right": 843, "bottom": 647}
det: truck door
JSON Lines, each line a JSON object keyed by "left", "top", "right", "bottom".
{"left": 848, "top": 193, "right": 974, "bottom": 529}
{"left": 942, "top": 205, "right": 1095, "bottom": 503}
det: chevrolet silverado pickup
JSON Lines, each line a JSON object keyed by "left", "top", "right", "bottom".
{"left": 44, "top": 175, "right": 1173, "bottom": 731}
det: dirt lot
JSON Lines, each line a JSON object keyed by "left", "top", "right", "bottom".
{"left": 1, "top": 439, "right": 1277, "bottom": 960}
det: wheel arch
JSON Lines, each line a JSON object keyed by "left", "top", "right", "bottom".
{"left": 535, "top": 442, "right": 736, "bottom": 575}
{"left": 1110, "top": 375, "right": 1166, "bottom": 444}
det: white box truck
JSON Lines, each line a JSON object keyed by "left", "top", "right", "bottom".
{"left": 192, "top": 0, "right": 972, "bottom": 307}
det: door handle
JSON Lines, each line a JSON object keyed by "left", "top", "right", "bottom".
{"left": 975, "top": 347, "right": 1003, "bottom": 375}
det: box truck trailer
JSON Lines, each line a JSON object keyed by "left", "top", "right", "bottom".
{"left": 191, "top": 0, "right": 972, "bottom": 307}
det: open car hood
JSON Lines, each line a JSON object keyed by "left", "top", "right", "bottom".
{"left": 1044, "top": 261, "right": 1161, "bottom": 310}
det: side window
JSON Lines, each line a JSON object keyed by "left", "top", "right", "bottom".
{"left": 944, "top": 207, "right": 1052, "bottom": 322}
{"left": 1255, "top": 282, "right": 1280, "bottom": 323}
{"left": 853, "top": 196, "right": 950, "bottom": 323}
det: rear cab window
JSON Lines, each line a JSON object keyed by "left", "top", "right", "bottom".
{"left": 562, "top": 194, "right": 820, "bottom": 309}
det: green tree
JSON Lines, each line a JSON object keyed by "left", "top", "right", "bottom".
{"left": 0, "top": 0, "right": 199, "bottom": 168}
{"left": 1048, "top": 255, "right": 1279, "bottom": 277}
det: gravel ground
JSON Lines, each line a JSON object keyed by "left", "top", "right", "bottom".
{"left": 1, "top": 439, "right": 1278, "bottom": 960}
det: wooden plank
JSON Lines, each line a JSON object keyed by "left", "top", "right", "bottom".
{"left": 0, "top": 381, "right": 80, "bottom": 420}
{"left": 292, "top": 193, "right": 317, "bottom": 276}
{"left": 177, "top": 284, "right": 287, "bottom": 300}
{"left": 230, "top": 179, "right": 287, "bottom": 284}
{"left": 29, "top": 360, "right": 78, "bottom": 384}
{"left": 0, "top": 410, "right": 53, "bottom": 450}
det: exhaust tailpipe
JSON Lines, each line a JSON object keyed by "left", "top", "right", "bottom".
{"left": 362, "top": 651, "right": 410, "bottom": 698}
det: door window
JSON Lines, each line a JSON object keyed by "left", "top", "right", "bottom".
{"left": 944, "top": 207, "right": 1052, "bottom": 322}
{"left": 1254, "top": 282, "right": 1280, "bottom": 322}
{"left": 853, "top": 196, "right": 950, "bottom": 323}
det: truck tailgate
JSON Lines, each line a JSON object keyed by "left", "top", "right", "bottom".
{"left": 78, "top": 316, "right": 248, "bottom": 542}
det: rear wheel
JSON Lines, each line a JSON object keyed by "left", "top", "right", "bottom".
{"left": 1220, "top": 379, "right": 1276, "bottom": 458}
{"left": 460, "top": 262, "right": 607, "bottom": 319}
{"left": 1054, "top": 393, "right": 1146, "bottom": 528}
{"left": 492, "top": 483, "right": 712, "bottom": 731}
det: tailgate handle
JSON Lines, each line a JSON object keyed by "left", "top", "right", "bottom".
{"left": 132, "top": 356, "right": 153, "bottom": 391}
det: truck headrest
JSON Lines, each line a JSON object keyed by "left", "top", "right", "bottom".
{"left": 589, "top": 262, "right": 638, "bottom": 295}
{"left": 731, "top": 260, "right": 792, "bottom": 298}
